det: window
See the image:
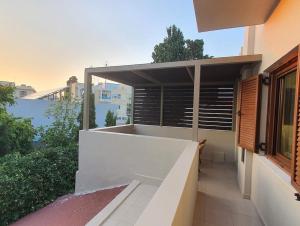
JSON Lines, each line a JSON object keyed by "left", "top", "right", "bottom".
{"left": 274, "top": 71, "right": 296, "bottom": 161}
{"left": 266, "top": 46, "right": 299, "bottom": 173}
{"left": 19, "top": 90, "right": 27, "bottom": 97}
{"left": 101, "top": 90, "right": 111, "bottom": 100}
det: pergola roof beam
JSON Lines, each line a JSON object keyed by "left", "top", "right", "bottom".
{"left": 131, "top": 70, "right": 162, "bottom": 85}
{"left": 186, "top": 67, "right": 194, "bottom": 82}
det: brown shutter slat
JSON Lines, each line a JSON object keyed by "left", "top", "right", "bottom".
{"left": 238, "top": 75, "right": 261, "bottom": 152}
{"left": 292, "top": 54, "right": 300, "bottom": 191}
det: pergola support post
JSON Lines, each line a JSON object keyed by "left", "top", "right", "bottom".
{"left": 131, "top": 87, "right": 134, "bottom": 124}
{"left": 83, "top": 72, "right": 92, "bottom": 130}
{"left": 192, "top": 64, "right": 201, "bottom": 141}
{"left": 160, "top": 86, "right": 164, "bottom": 126}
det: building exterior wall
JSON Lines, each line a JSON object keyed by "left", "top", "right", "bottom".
{"left": 253, "top": 0, "right": 300, "bottom": 72}
{"left": 251, "top": 154, "right": 300, "bottom": 226}
{"left": 239, "top": 0, "right": 300, "bottom": 225}
{"left": 71, "top": 81, "right": 132, "bottom": 125}
{"left": 15, "top": 84, "right": 36, "bottom": 98}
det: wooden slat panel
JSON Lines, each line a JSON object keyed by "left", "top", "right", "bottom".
{"left": 238, "top": 75, "right": 261, "bottom": 152}
{"left": 133, "top": 87, "right": 161, "bottom": 125}
{"left": 135, "top": 84, "right": 234, "bottom": 130}
{"left": 199, "top": 84, "right": 234, "bottom": 131}
{"left": 163, "top": 86, "right": 194, "bottom": 128}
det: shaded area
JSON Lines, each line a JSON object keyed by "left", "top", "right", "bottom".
{"left": 11, "top": 186, "right": 126, "bottom": 226}
{"left": 193, "top": 161, "right": 263, "bottom": 226}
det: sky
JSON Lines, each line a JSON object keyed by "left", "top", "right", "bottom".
{"left": 0, "top": 0, "right": 244, "bottom": 92}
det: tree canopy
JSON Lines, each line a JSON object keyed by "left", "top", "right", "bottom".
{"left": 152, "top": 25, "right": 212, "bottom": 63}
{"left": 0, "top": 85, "right": 15, "bottom": 111}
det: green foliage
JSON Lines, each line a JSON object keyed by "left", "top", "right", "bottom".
{"left": 0, "top": 111, "right": 35, "bottom": 156}
{"left": 38, "top": 99, "right": 79, "bottom": 148}
{"left": 105, "top": 110, "right": 117, "bottom": 127}
{"left": 152, "top": 25, "right": 213, "bottom": 63}
{"left": 126, "top": 117, "right": 130, "bottom": 124}
{"left": 78, "top": 93, "right": 97, "bottom": 129}
{"left": 0, "top": 146, "right": 78, "bottom": 225}
{"left": 0, "top": 85, "right": 15, "bottom": 111}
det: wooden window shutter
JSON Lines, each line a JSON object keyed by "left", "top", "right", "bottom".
{"left": 292, "top": 51, "right": 300, "bottom": 192}
{"left": 238, "top": 75, "right": 261, "bottom": 152}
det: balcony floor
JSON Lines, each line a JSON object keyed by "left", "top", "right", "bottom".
{"left": 193, "top": 161, "right": 264, "bottom": 226}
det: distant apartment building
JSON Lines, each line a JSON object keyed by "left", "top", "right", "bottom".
{"left": 68, "top": 77, "right": 132, "bottom": 125}
{"left": 0, "top": 81, "right": 36, "bottom": 98}
{"left": 0, "top": 81, "right": 15, "bottom": 87}
{"left": 15, "top": 84, "right": 36, "bottom": 98}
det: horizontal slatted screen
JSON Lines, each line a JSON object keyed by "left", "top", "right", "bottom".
{"left": 133, "top": 84, "right": 234, "bottom": 130}
{"left": 199, "top": 84, "right": 234, "bottom": 131}
{"left": 163, "top": 86, "right": 194, "bottom": 127}
{"left": 133, "top": 87, "right": 161, "bottom": 125}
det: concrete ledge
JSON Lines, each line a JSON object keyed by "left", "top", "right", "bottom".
{"left": 134, "top": 142, "right": 199, "bottom": 226}
{"left": 85, "top": 180, "right": 140, "bottom": 226}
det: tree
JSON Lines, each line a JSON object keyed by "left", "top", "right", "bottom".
{"left": 152, "top": 25, "right": 212, "bottom": 63}
{"left": 78, "top": 93, "right": 97, "bottom": 130}
{"left": 38, "top": 98, "right": 79, "bottom": 148}
{"left": 0, "top": 85, "right": 34, "bottom": 156}
{"left": 0, "top": 85, "right": 15, "bottom": 112}
{"left": 105, "top": 110, "right": 117, "bottom": 127}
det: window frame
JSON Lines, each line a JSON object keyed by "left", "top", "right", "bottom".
{"left": 266, "top": 48, "right": 299, "bottom": 174}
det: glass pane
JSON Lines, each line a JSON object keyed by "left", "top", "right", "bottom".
{"left": 276, "top": 71, "right": 296, "bottom": 159}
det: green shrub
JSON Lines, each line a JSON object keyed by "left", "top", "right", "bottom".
{"left": 38, "top": 99, "right": 79, "bottom": 148}
{"left": 0, "top": 112, "right": 35, "bottom": 155}
{"left": 0, "top": 146, "right": 78, "bottom": 225}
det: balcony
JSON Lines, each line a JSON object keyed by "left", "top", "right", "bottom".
{"left": 77, "top": 55, "right": 262, "bottom": 225}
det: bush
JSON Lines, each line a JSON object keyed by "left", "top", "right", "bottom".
{"left": 0, "top": 112, "right": 35, "bottom": 156}
{"left": 0, "top": 146, "right": 78, "bottom": 225}
{"left": 38, "top": 99, "right": 79, "bottom": 148}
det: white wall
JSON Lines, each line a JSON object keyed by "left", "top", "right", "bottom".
{"left": 135, "top": 124, "right": 236, "bottom": 163}
{"left": 237, "top": 149, "right": 254, "bottom": 199}
{"left": 135, "top": 142, "right": 199, "bottom": 226}
{"left": 254, "top": 0, "right": 300, "bottom": 72}
{"left": 94, "top": 124, "right": 135, "bottom": 134}
{"left": 75, "top": 129, "right": 190, "bottom": 193}
{"left": 251, "top": 154, "right": 300, "bottom": 226}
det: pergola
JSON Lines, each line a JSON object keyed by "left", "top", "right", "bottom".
{"left": 83, "top": 55, "right": 262, "bottom": 141}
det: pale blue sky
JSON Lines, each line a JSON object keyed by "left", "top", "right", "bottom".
{"left": 0, "top": 0, "right": 244, "bottom": 90}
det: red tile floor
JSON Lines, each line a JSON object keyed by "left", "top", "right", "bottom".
{"left": 11, "top": 186, "right": 126, "bottom": 226}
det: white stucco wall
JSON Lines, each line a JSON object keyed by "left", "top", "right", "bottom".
{"left": 251, "top": 155, "right": 300, "bottom": 226}
{"left": 135, "top": 124, "right": 236, "bottom": 162}
{"left": 75, "top": 129, "right": 190, "bottom": 193}
{"left": 253, "top": 0, "right": 300, "bottom": 72}
{"left": 135, "top": 142, "right": 199, "bottom": 226}
{"left": 238, "top": 1, "right": 300, "bottom": 225}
